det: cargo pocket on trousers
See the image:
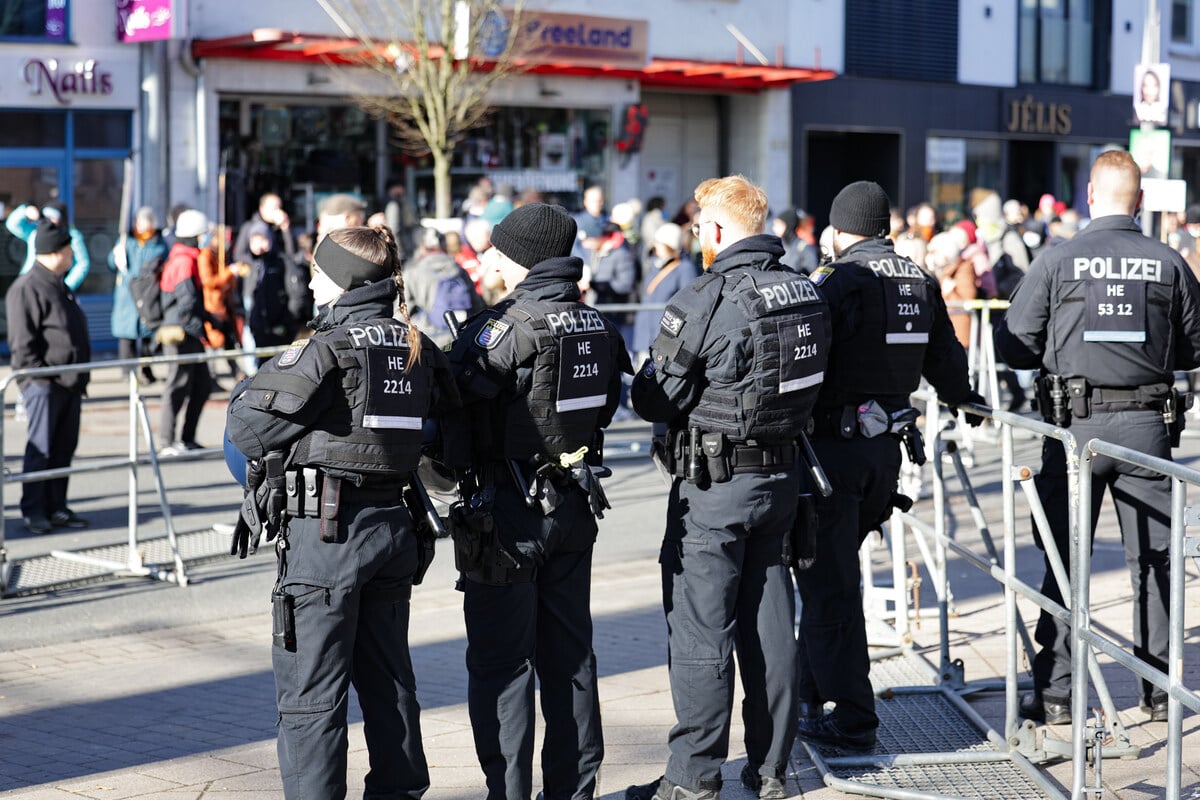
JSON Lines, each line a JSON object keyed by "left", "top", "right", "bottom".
{"left": 273, "top": 577, "right": 337, "bottom": 714}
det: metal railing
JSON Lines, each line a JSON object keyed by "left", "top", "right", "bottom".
{"left": 0, "top": 346, "right": 286, "bottom": 595}
{"left": 875, "top": 399, "right": 1199, "bottom": 798}
{"left": 1071, "top": 439, "right": 1200, "bottom": 799}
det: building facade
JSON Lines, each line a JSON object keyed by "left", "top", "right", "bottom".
{"left": 174, "top": 0, "right": 829, "bottom": 237}
{"left": 0, "top": 3, "right": 143, "bottom": 343}
{"left": 789, "top": 0, "right": 1157, "bottom": 231}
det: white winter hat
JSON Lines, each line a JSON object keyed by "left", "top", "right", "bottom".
{"left": 174, "top": 209, "right": 209, "bottom": 239}
{"left": 653, "top": 222, "right": 683, "bottom": 252}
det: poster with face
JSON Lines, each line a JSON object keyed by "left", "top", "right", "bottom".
{"left": 1134, "top": 63, "right": 1170, "bottom": 127}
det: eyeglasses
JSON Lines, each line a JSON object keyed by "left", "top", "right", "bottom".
{"left": 691, "top": 219, "right": 721, "bottom": 238}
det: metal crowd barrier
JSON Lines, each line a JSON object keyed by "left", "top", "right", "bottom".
{"left": 1071, "top": 439, "right": 1200, "bottom": 799}
{"left": 0, "top": 347, "right": 285, "bottom": 596}
{"left": 865, "top": 398, "right": 1200, "bottom": 799}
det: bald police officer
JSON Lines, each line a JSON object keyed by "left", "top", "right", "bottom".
{"left": 796, "top": 181, "right": 983, "bottom": 752}
{"left": 996, "top": 150, "right": 1200, "bottom": 725}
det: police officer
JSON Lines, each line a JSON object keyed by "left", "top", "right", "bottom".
{"left": 447, "top": 203, "right": 629, "bottom": 800}
{"left": 627, "top": 175, "right": 831, "bottom": 800}
{"left": 795, "top": 181, "right": 983, "bottom": 752}
{"left": 226, "top": 225, "right": 461, "bottom": 799}
{"left": 995, "top": 150, "right": 1200, "bottom": 725}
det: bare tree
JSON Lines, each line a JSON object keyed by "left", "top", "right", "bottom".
{"left": 316, "top": 0, "right": 528, "bottom": 219}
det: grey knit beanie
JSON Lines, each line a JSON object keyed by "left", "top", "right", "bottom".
{"left": 829, "top": 181, "right": 891, "bottom": 238}
{"left": 490, "top": 203, "right": 578, "bottom": 269}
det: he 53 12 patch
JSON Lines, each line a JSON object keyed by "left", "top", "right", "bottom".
{"left": 475, "top": 318, "right": 511, "bottom": 349}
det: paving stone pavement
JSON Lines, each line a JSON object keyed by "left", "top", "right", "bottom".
{"left": 2, "top": 368, "right": 1199, "bottom": 798}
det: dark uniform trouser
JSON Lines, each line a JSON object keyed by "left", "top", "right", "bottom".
{"left": 795, "top": 435, "right": 902, "bottom": 734}
{"left": 273, "top": 497, "right": 429, "bottom": 800}
{"left": 661, "top": 469, "right": 798, "bottom": 791}
{"left": 160, "top": 336, "right": 213, "bottom": 444}
{"left": 464, "top": 484, "right": 603, "bottom": 800}
{"left": 1032, "top": 408, "right": 1171, "bottom": 704}
{"left": 19, "top": 381, "right": 81, "bottom": 518}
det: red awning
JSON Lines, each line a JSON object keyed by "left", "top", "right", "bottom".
{"left": 191, "top": 30, "right": 834, "bottom": 92}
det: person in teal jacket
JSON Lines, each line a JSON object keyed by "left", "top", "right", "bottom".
{"left": 6, "top": 202, "right": 91, "bottom": 291}
{"left": 108, "top": 206, "right": 167, "bottom": 383}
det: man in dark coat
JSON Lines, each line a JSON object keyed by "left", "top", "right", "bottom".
{"left": 5, "top": 219, "right": 91, "bottom": 532}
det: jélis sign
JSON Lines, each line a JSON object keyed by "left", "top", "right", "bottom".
{"left": 23, "top": 59, "right": 115, "bottom": 106}
{"left": 116, "top": 0, "right": 174, "bottom": 43}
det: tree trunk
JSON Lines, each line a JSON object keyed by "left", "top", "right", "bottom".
{"left": 432, "top": 148, "right": 453, "bottom": 220}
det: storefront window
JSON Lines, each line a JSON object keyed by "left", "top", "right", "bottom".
{"left": 926, "top": 137, "right": 1003, "bottom": 223}
{"left": 409, "top": 105, "right": 610, "bottom": 215}
{"left": 71, "top": 158, "right": 123, "bottom": 295}
{"left": 75, "top": 111, "right": 133, "bottom": 150}
{"left": 0, "top": 0, "right": 69, "bottom": 41}
{"left": 220, "top": 99, "right": 381, "bottom": 234}
{"left": 0, "top": 110, "right": 66, "bottom": 148}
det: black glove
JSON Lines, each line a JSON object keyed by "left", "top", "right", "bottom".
{"left": 229, "top": 487, "right": 266, "bottom": 559}
{"left": 229, "top": 513, "right": 256, "bottom": 559}
{"left": 952, "top": 391, "right": 989, "bottom": 427}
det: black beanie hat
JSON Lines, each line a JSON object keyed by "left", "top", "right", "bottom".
{"left": 35, "top": 219, "right": 71, "bottom": 255}
{"left": 829, "top": 181, "right": 891, "bottom": 238}
{"left": 490, "top": 203, "right": 578, "bottom": 269}
{"left": 313, "top": 232, "right": 393, "bottom": 290}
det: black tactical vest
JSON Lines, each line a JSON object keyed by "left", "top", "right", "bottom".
{"left": 688, "top": 269, "right": 830, "bottom": 441}
{"left": 826, "top": 253, "right": 934, "bottom": 399}
{"left": 497, "top": 301, "right": 618, "bottom": 460}
{"left": 293, "top": 319, "right": 429, "bottom": 476}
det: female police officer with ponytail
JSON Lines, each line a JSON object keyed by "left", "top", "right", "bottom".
{"left": 226, "top": 224, "right": 461, "bottom": 800}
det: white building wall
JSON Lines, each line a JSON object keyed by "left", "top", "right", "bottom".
{"left": 1112, "top": 0, "right": 1150, "bottom": 91}
{"left": 957, "top": 1, "right": 1017, "bottom": 86}
{"left": 726, "top": 90, "right": 792, "bottom": 215}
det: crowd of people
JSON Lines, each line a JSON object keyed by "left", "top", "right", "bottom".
{"left": 9, "top": 154, "right": 1197, "bottom": 800}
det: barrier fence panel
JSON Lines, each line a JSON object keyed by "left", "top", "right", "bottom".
{"left": 0, "top": 346, "right": 286, "bottom": 596}
{"left": 847, "top": 396, "right": 1200, "bottom": 798}
{"left": 1071, "top": 440, "right": 1200, "bottom": 800}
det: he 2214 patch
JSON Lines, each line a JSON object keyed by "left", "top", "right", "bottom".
{"left": 475, "top": 319, "right": 511, "bottom": 349}
{"left": 278, "top": 338, "right": 310, "bottom": 368}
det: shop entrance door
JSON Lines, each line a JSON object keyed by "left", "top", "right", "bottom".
{"left": 805, "top": 131, "right": 901, "bottom": 233}
{"left": 1007, "top": 140, "right": 1055, "bottom": 211}
{"left": 0, "top": 162, "right": 64, "bottom": 341}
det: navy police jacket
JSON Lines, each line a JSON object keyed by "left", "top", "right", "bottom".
{"left": 995, "top": 214, "right": 1200, "bottom": 387}
{"left": 808, "top": 236, "right": 973, "bottom": 413}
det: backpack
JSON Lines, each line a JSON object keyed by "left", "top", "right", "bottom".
{"left": 991, "top": 252, "right": 1024, "bottom": 301}
{"left": 130, "top": 256, "right": 166, "bottom": 329}
{"left": 427, "top": 274, "right": 475, "bottom": 332}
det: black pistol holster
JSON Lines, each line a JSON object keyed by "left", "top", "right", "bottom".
{"left": 1165, "top": 388, "right": 1193, "bottom": 446}
{"left": 402, "top": 479, "right": 439, "bottom": 586}
{"left": 1034, "top": 374, "right": 1072, "bottom": 426}
{"left": 448, "top": 468, "right": 532, "bottom": 587}
{"left": 788, "top": 492, "right": 819, "bottom": 570}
